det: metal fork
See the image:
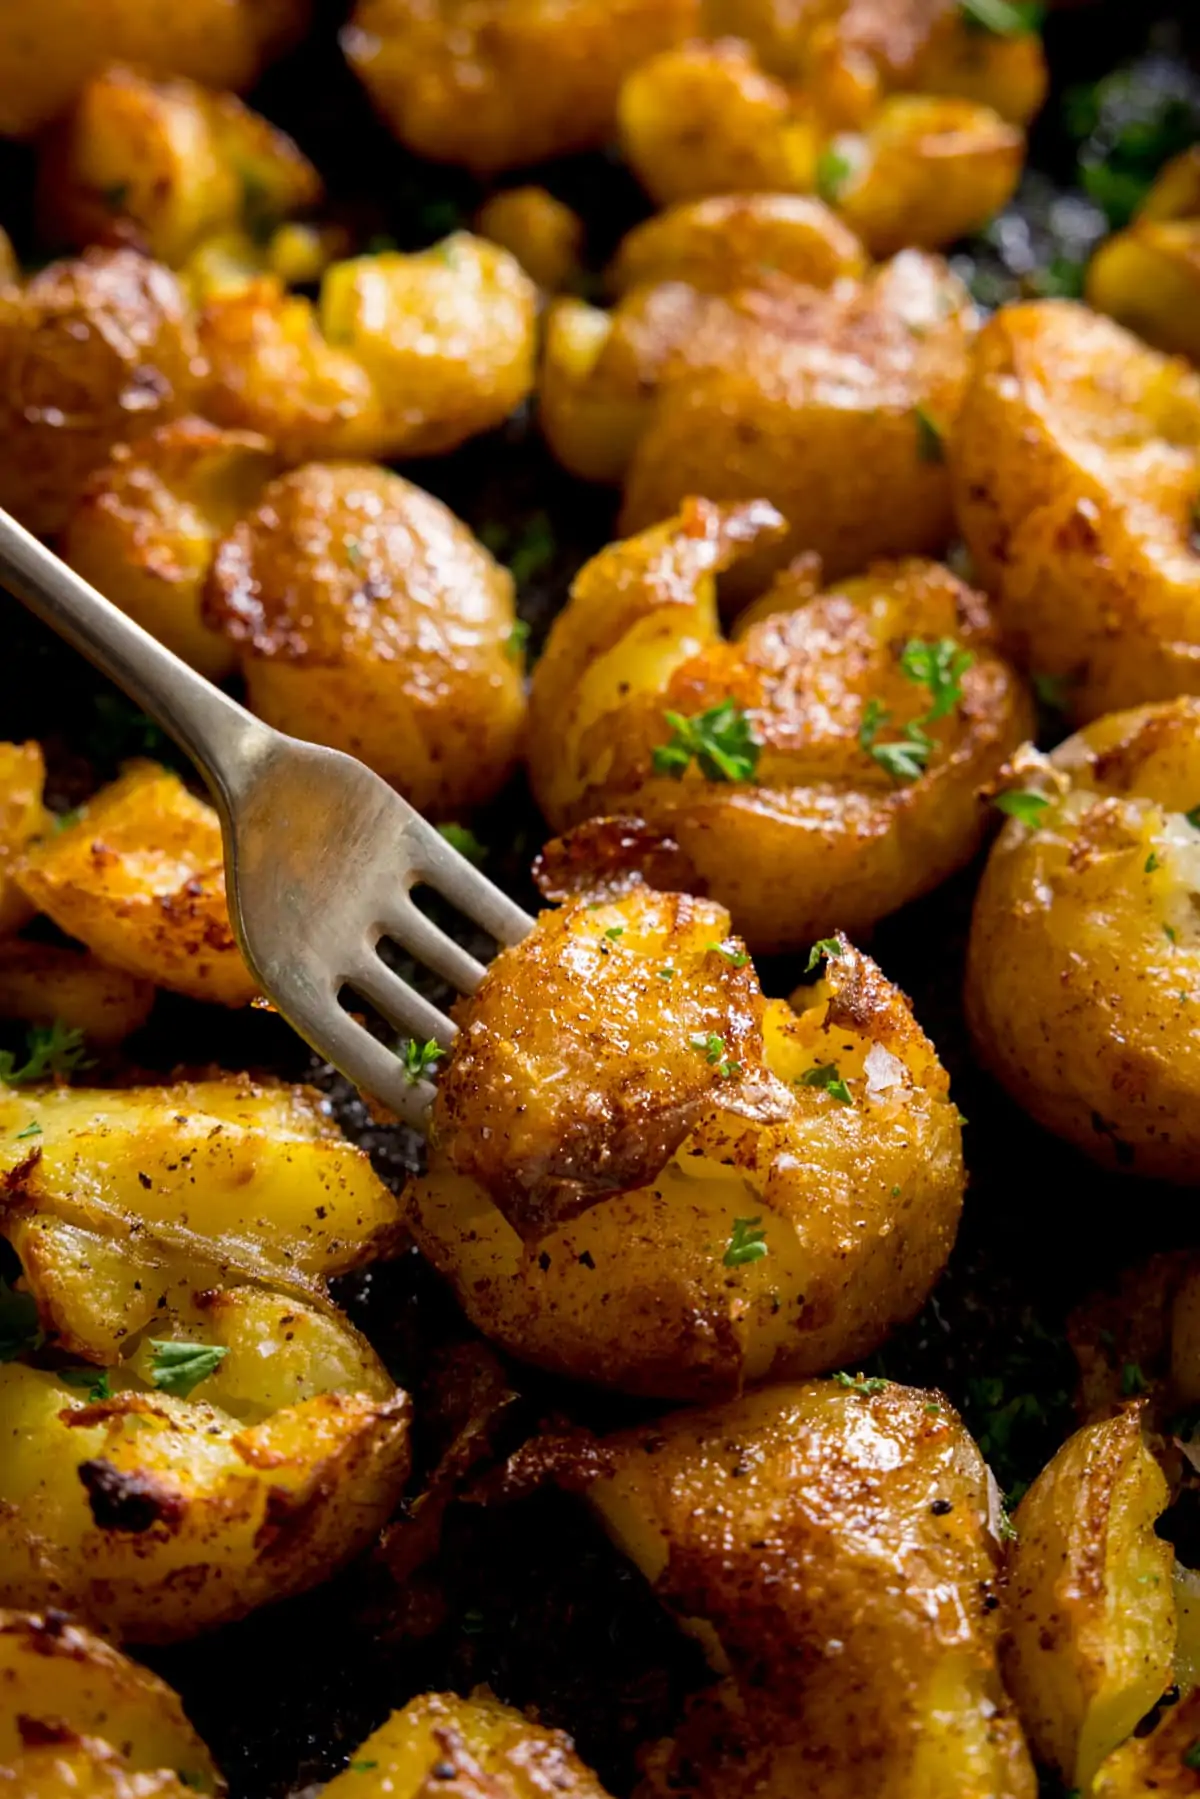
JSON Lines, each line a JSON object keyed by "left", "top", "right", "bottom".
{"left": 0, "top": 507, "right": 534, "bottom": 1127}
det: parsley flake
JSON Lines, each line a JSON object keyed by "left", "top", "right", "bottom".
{"left": 815, "top": 146, "right": 853, "bottom": 205}
{"left": 708, "top": 940, "right": 749, "bottom": 968}
{"left": 960, "top": 0, "right": 1043, "bottom": 34}
{"left": 506, "top": 512, "right": 556, "bottom": 587}
{"left": 0, "top": 1020, "right": 92, "bottom": 1086}
{"left": 723, "top": 1216, "right": 768, "bottom": 1267}
{"left": 505, "top": 619, "right": 531, "bottom": 661}
{"left": 1120, "top": 1360, "right": 1147, "bottom": 1397}
{"left": 805, "top": 938, "right": 842, "bottom": 974}
{"left": 1033, "top": 672, "right": 1070, "bottom": 711}
{"left": 604, "top": 926, "right": 625, "bottom": 940}
{"left": 438, "top": 823, "right": 486, "bottom": 865}
{"left": 690, "top": 1032, "right": 740, "bottom": 1077}
{"left": 1166, "top": 925, "right": 1179, "bottom": 944}
{"left": 994, "top": 790, "right": 1049, "bottom": 827}
{"left": 657, "top": 965, "right": 675, "bottom": 981}
{"left": 900, "top": 637, "right": 974, "bottom": 721}
{"left": 1187, "top": 806, "right": 1200, "bottom": 831}
{"left": 400, "top": 1038, "right": 443, "bottom": 1084}
{"left": 653, "top": 700, "right": 761, "bottom": 784}
{"left": 832, "top": 1371, "right": 889, "bottom": 1397}
{"left": 1184, "top": 1739, "right": 1200, "bottom": 1772}
{"left": 349, "top": 1763, "right": 379, "bottom": 1775}
{"left": 14, "top": 1122, "right": 41, "bottom": 1140}
{"left": 148, "top": 1339, "right": 230, "bottom": 1399}
{"left": 914, "top": 406, "right": 946, "bottom": 464}
{"left": 61, "top": 1365, "right": 113, "bottom": 1402}
{"left": 51, "top": 806, "right": 83, "bottom": 835}
{"left": 1146, "top": 851, "right": 1162, "bottom": 873}
{"left": 797, "top": 1063, "right": 853, "bottom": 1104}
{"left": 0, "top": 1278, "right": 43, "bottom": 1362}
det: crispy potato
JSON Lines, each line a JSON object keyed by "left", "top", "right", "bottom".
{"left": 1093, "top": 1685, "right": 1200, "bottom": 1796}
{"left": 1003, "top": 1409, "right": 1176, "bottom": 1791}
{"left": 408, "top": 891, "right": 964, "bottom": 1400}
{"left": 569, "top": 1380, "right": 1034, "bottom": 1797}
{"left": 617, "top": 38, "right": 1024, "bottom": 254}
{"left": 204, "top": 463, "right": 525, "bottom": 815}
{"left": 342, "top": 0, "right": 699, "bottom": 175}
{"left": 0, "top": 1608, "right": 222, "bottom": 1793}
{"left": 950, "top": 300, "right": 1200, "bottom": 724}
{"left": 0, "top": 249, "right": 201, "bottom": 539}
{"left": 324, "top": 1693, "right": 612, "bottom": 1798}
{"left": 527, "top": 502, "right": 1031, "bottom": 952}
{"left": 37, "top": 64, "right": 321, "bottom": 270}
{"left": 1087, "top": 150, "right": 1200, "bottom": 361}
{"left": 608, "top": 193, "right": 867, "bottom": 297}
{"left": 0, "top": 229, "right": 15, "bottom": 290}
{"left": 200, "top": 235, "right": 537, "bottom": 463}
{"left": 60, "top": 418, "right": 279, "bottom": 680}
{"left": 0, "top": 0, "right": 309, "bottom": 138}
{"left": 0, "top": 939, "right": 154, "bottom": 1046}
{"left": 16, "top": 762, "right": 256, "bottom": 1007}
{"left": 476, "top": 187, "right": 584, "bottom": 293}
{"left": 965, "top": 698, "right": 1200, "bottom": 1181}
{"left": 0, "top": 744, "right": 48, "bottom": 938}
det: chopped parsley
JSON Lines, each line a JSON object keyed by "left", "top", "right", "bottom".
{"left": 343, "top": 535, "right": 364, "bottom": 566}
{"left": 960, "top": 0, "right": 1043, "bottom": 34}
{"left": 1120, "top": 1360, "right": 1148, "bottom": 1397}
{"left": 690, "top": 1032, "right": 740, "bottom": 1077}
{"left": 437, "top": 823, "right": 486, "bottom": 865}
{"left": 653, "top": 700, "right": 761, "bottom": 784}
{"left": 797, "top": 1063, "right": 853, "bottom": 1104}
{"left": 0, "top": 1278, "right": 43, "bottom": 1362}
{"left": 1033, "top": 672, "right": 1071, "bottom": 712}
{"left": 901, "top": 637, "right": 974, "bottom": 722}
{"left": 503, "top": 512, "right": 557, "bottom": 587}
{"left": 805, "top": 938, "right": 842, "bottom": 974}
{"left": 0, "top": 1020, "right": 91, "bottom": 1086}
{"left": 1166, "top": 925, "right": 1179, "bottom": 944}
{"left": 914, "top": 406, "right": 946, "bottom": 465}
{"left": 148, "top": 1339, "right": 230, "bottom": 1399}
{"left": 505, "top": 619, "right": 531, "bottom": 661}
{"left": 349, "top": 1763, "right": 379, "bottom": 1775}
{"left": 1145, "top": 851, "right": 1161, "bottom": 874}
{"left": 815, "top": 146, "right": 853, "bottom": 205}
{"left": 723, "top": 1216, "right": 768, "bottom": 1267}
{"left": 859, "top": 702, "right": 934, "bottom": 782}
{"left": 832, "top": 1371, "right": 889, "bottom": 1397}
{"left": 14, "top": 1122, "right": 41, "bottom": 1140}
{"left": 61, "top": 1365, "right": 113, "bottom": 1402}
{"left": 994, "top": 790, "right": 1049, "bottom": 827}
{"left": 656, "top": 965, "right": 675, "bottom": 981}
{"left": 604, "top": 925, "right": 625, "bottom": 940}
{"left": 51, "top": 806, "right": 83, "bottom": 835}
{"left": 708, "top": 940, "right": 748, "bottom": 968}
{"left": 1187, "top": 806, "right": 1200, "bottom": 831}
{"left": 1184, "top": 1740, "right": 1200, "bottom": 1772}
{"left": 400, "top": 1038, "right": 443, "bottom": 1084}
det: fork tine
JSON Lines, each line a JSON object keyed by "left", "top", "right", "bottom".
{"left": 406, "top": 819, "right": 536, "bottom": 946}
{"left": 381, "top": 899, "right": 490, "bottom": 995}
{"left": 348, "top": 952, "right": 459, "bottom": 1051}
{"left": 315, "top": 1000, "right": 437, "bottom": 1129}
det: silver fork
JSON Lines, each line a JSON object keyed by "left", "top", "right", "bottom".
{"left": 0, "top": 507, "right": 534, "bottom": 1127}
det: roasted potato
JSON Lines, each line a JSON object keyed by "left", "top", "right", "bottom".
{"left": 15, "top": 761, "right": 257, "bottom": 1006}
{"left": 200, "top": 235, "right": 537, "bottom": 463}
{"left": 204, "top": 462, "right": 526, "bottom": 815}
{"left": 407, "top": 890, "right": 964, "bottom": 1400}
{"left": 608, "top": 192, "right": 867, "bottom": 297}
{"left": 965, "top": 698, "right": 1200, "bottom": 1182}
{"left": 36, "top": 64, "right": 321, "bottom": 272}
{"left": 567, "top": 1380, "right": 1035, "bottom": 1797}
{"left": 60, "top": 418, "right": 279, "bottom": 680}
{"left": 1087, "top": 148, "right": 1200, "bottom": 362}
{"left": 0, "top": 744, "right": 48, "bottom": 938}
{"left": 0, "top": 1608, "right": 222, "bottom": 1794}
{"left": 0, "top": 249, "right": 201, "bottom": 538}
{"left": 342, "top": 0, "right": 699, "bottom": 174}
{"left": 617, "top": 38, "right": 1024, "bottom": 255}
{"left": 527, "top": 501, "right": 1031, "bottom": 952}
{"left": 950, "top": 299, "right": 1200, "bottom": 724}
{"left": 476, "top": 187, "right": 584, "bottom": 293}
{"left": 1003, "top": 1408, "right": 1176, "bottom": 1792}
{"left": 1092, "top": 1686, "right": 1200, "bottom": 1796}
{"left": 0, "top": 939, "right": 155, "bottom": 1046}
{"left": 324, "top": 1692, "right": 612, "bottom": 1798}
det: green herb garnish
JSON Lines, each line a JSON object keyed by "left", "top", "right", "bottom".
{"left": 832, "top": 1371, "right": 889, "bottom": 1396}
{"left": 1121, "top": 1360, "right": 1148, "bottom": 1397}
{"left": 805, "top": 938, "right": 842, "bottom": 974}
{"left": 960, "top": 0, "right": 1043, "bottom": 34}
{"left": 604, "top": 926, "right": 625, "bottom": 940}
{"left": 815, "top": 147, "right": 853, "bottom": 205}
{"left": 0, "top": 1278, "right": 43, "bottom": 1362}
{"left": 148, "top": 1339, "right": 230, "bottom": 1399}
{"left": 61, "top": 1366, "right": 113, "bottom": 1402}
{"left": 505, "top": 619, "right": 531, "bottom": 661}
{"left": 901, "top": 637, "right": 974, "bottom": 721}
{"left": 14, "top": 1122, "right": 41, "bottom": 1140}
{"left": 708, "top": 940, "right": 748, "bottom": 968}
{"left": 995, "top": 790, "right": 1049, "bottom": 827}
{"left": 437, "top": 823, "right": 486, "bottom": 865}
{"left": 914, "top": 406, "right": 946, "bottom": 464}
{"left": 0, "top": 1021, "right": 91, "bottom": 1086}
{"left": 797, "top": 1063, "right": 853, "bottom": 1104}
{"left": 1145, "top": 851, "right": 1161, "bottom": 873}
{"left": 653, "top": 700, "right": 761, "bottom": 783}
{"left": 1184, "top": 1740, "right": 1200, "bottom": 1772}
{"left": 723, "top": 1216, "right": 768, "bottom": 1268}
{"left": 690, "top": 1032, "right": 739, "bottom": 1077}
{"left": 400, "top": 1038, "right": 443, "bottom": 1084}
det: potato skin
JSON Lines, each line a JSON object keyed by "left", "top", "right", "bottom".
{"left": 965, "top": 698, "right": 1200, "bottom": 1182}
{"left": 576, "top": 1381, "right": 1034, "bottom": 1798}
{"left": 0, "top": 939, "right": 155, "bottom": 1046}
{"left": 618, "top": 252, "right": 975, "bottom": 588}
{"left": 1086, "top": 148, "right": 1200, "bottom": 361}
{"left": 609, "top": 193, "right": 867, "bottom": 297}
{"left": 0, "top": 249, "right": 201, "bottom": 538}
{"left": 0, "top": 743, "right": 49, "bottom": 938}
{"left": 408, "top": 891, "right": 964, "bottom": 1400}
{"left": 475, "top": 187, "right": 584, "bottom": 293}
{"left": 342, "top": 0, "right": 698, "bottom": 174}
{"left": 1093, "top": 1686, "right": 1200, "bottom": 1797}
{"left": 527, "top": 500, "right": 1030, "bottom": 952}
{"left": 324, "top": 1693, "right": 612, "bottom": 1798}
{"left": 1002, "top": 1409, "right": 1175, "bottom": 1791}
{"left": 0, "top": 1607, "right": 222, "bottom": 1792}
{"left": 204, "top": 463, "right": 525, "bottom": 815}
{"left": 16, "top": 761, "right": 256, "bottom": 1006}
{"left": 950, "top": 300, "right": 1200, "bottom": 725}
{"left": 61, "top": 418, "right": 279, "bottom": 680}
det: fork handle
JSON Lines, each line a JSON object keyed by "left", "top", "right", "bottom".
{"left": 0, "top": 506, "right": 270, "bottom": 808}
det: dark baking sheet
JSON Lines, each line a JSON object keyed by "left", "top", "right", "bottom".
{"left": 1, "top": 6, "right": 1198, "bottom": 1793}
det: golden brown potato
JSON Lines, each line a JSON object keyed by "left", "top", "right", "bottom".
{"left": 204, "top": 463, "right": 526, "bottom": 816}
{"left": 0, "top": 0, "right": 309, "bottom": 138}
{"left": 569, "top": 1380, "right": 1035, "bottom": 1798}
{"left": 608, "top": 192, "right": 867, "bottom": 297}
{"left": 950, "top": 300, "right": 1200, "bottom": 725}
{"left": 617, "top": 38, "right": 1024, "bottom": 254}
{"left": 1087, "top": 149, "right": 1200, "bottom": 361}
{"left": 476, "top": 186, "right": 584, "bottom": 293}
{"left": 965, "top": 698, "right": 1200, "bottom": 1182}
{"left": 60, "top": 418, "right": 279, "bottom": 680}
{"left": 342, "top": 0, "right": 699, "bottom": 174}
{"left": 526, "top": 502, "right": 1031, "bottom": 952}
{"left": 1093, "top": 1686, "right": 1200, "bottom": 1797}
{"left": 324, "top": 1693, "right": 612, "bottom": 1798}
{"left": 0, "top": 1608, "right": 223, "bottom": 1793}
{"left": 407, "top": 890, "right": 965, "bottom": 1400}
{"left": 1003, "top": 1409, "right": 1176, "bottom": 1792}
{"left": 16, "top": 761, "right": 257, "bottom": 1007}
{"left": 0, "top": 249, "right": 201, "bottom": 539}
{"left": 0, "top": 743, "right": 49, "bottom": 938}
{"left": 0, "top": 939, "right": 155, "bottom": 1046}
{"left": 36, "top": 64, "right": 321, "bottom": 271}
{"left": 200, "top": 235, "right": 537, "bottom": 463}
{"left": 0, "top": 228, "right": 15, "bottom": 290}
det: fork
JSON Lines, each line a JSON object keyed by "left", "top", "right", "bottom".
{"left": 0, "top": 506, "right": 534, "bottom": 1127}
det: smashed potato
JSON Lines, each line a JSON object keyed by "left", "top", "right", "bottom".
{"left": 950, "top": 299, "right": 1200, "bottom": 724}
{"left": 36, "top": 64, "right": 321, "bottom": 271}
{"left": 0, "top": 743, "right": 48, "bottom": 938}
{"left": 608, "top": 192, "right": 867, "bottom": 297}
{"left": 617, "top": 38, "right": 1024, "bottom": 255}
{"left": 570, "top": 1380, "right": 1034, "bottom": 1797}
{"left": 61, "top": 418, "right": 279, "bottom": 680}
{"left": 407, "top": 890, "right": 964, "bottom": 1400}
{"left": 965, "top": 698, "right": 1200, "bottom": 1181}
{"left": 527, "top": 502, "right": 1030, "bottom": 951}
{"left": 0, "top": 249, "right": 201, "bottom": 538}
{"left": 342, "top": 0, "right": 698, "bottom": 174}
{"left": 476, "top": 187, "right": 584, "bottom": 293}
{"left": 1086, "top": 147, "right": 1200, "bottom": 361}
{"left": 16, "top": 761, "right": 257, "bottom": 1007}
{"left": 325, "top": 1693, "right": 611, "bottom": 1798}
{"left": 1003, "top": 1408, "right": 1176, "bottom": 1792}
{"left": 1093, "top": 1686, "right": 1200, "bottom": 1797}
{"left": 0, "top": 1608, "right": 222, "bottom": 1793}
{"left": 204, "top": 462, "right": 525, "bottom": 816}
{"left": 200, "top": 235, "right": 537, "bottom": 463}
{"left": 0, "top": 940, "right": 155, "bottom": 1046}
